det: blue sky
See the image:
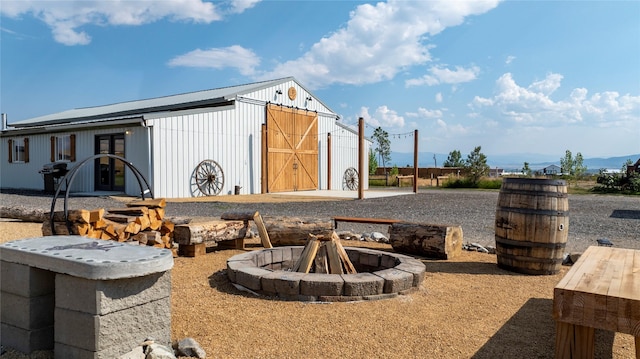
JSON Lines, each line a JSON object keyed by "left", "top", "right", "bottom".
{"left": 1, "top": 0, "right": 639, "bottom": 161}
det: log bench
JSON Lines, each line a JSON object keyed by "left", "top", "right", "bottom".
{"left": 553, "top": 246, "right": 640, "bottom": 358}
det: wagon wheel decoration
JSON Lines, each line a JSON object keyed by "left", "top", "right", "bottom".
{"left": 195, "top": 160, "right": 225, "bottom": 196}
{"left": 342, "top": 167, "right": 359, "bottom": 191}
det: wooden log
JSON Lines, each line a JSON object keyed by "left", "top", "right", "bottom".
{"left": 0, "top": 206, "right": 102, "bottom": 223}
{"left": 135, "top": 214, "right": 151, "bottom": 231}
{"left": 103, "top": 213, "right": 138, "bottom": 223}
{"left": 263, "top": 216, "right": 333, "bottom": 246}
{"left": 126, "top": 198, "right": 166, "bottom": 208}
{"left": 220, "top": 211, "right": 256, "bottom": 221}
{"left": 147, "top": 209, "right": 163, "bottom": 230}
{"left": 331, "top": 231, "right": 357, "bottom": 274}
{"left": 178, "top": 243, "right": 206, "bottom": 257}
{"left": 389, "top": 222, "right": 463, "bottom": 259}
{"left": 292, "top": 236, "right": 320, "bottom": 273}
{"left": 173, "top": 220, "right": 249, "bottom": 245}
{"left": 107, "top": 207, "right": 149, "bottom": 216}
{"left": 253, "top": 212, "right": 273, "bottom": 249}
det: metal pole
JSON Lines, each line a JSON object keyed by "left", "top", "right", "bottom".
{"left": 413, "top": 129, "right": 418, "bottom": 193}
{"left": 327, "top": 133, "right": 332, "bottom": 190}
{"left": 358, "top": 117, "right": 364, "bottom": 200}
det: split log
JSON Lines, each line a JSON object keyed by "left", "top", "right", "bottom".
{"left": 0, "top": 207, "right": 103, "bottom": 223}
{"left": 220, "top": 211, "right": 272, "bottom": 248}
{"left": 126, "top": 198, "right": 166, "bottom": 208}
{"left": 173, "top": 220, "right": 249, "bottom": 245}
{"left": 107, "top": 207, "right": 149, "bottom": 216}
{"left": 389, "top": 222, "right": 463, "bottom": 259}
{"left": 262, "top": 216, "right": 333, "bottom": 246}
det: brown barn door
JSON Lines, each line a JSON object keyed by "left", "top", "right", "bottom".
{"left": 266, "top": 104, "right": 318, "bottom": 192}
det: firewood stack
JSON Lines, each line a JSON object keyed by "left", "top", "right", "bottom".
{"left": 41, "top": 198, "right": 175, "bottom": 249}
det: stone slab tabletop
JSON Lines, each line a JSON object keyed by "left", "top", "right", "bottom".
{"left": 0, "top": 236, "right": 173, "bottom": 280}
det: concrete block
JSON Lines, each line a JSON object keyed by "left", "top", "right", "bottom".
{"left": 1, "top": 291, "right": 54, "bottom": 328}
{"left": 55, "top": 271, "right": 171, "bottom": 315}
{"left": 341, "top": 273, "right": 384, "bottom": 296}
{"left": 226, "top": 260, "right": 255, "bottom": 282}
{"left": 54, "top": 296, "right": 171, "bottom": 352}
{"left": 234, "top": 267, "right": 271, "bottom": 291}
{"left": 281, "top": 247, "right": 293, "bottom": 263}
{"left": 260, "top": 271, "right": 305, "bottom": 296}
{"left": 1, "top": 323, "right": 53, "bottom": 353}
{"left": 225, "top": 251, "right": 257, "bottom": 263}
{"left": 270, "top": 248, "right": 284, "bottom": 264}
{"left": 255, "top": 250, "right": 271, "bottom": 267}
{"left": 0, "top": 236, "right": 173, "bottom": 280}
{"left": 55, "top": 328, "right": 168, "bottom": 359}
{"left": 394, "top": 262, "right": 426, "bottom": 287}
{"left": 374, "top": 268, "right": 414, "bottom": 293}
{"left": 363, "top": 293, "right": 398, "bottom": 301}
{"left": 300, "top": 273, "right": 344, "bottom": 296}
{"left": 380, "top": 254, "right": 399, "bottom": 268}
{"left": 291, "top": 246, "right": 304, "bottom": 260}
{"left": 1, "top": 261, "right": 55, "bottom": 296}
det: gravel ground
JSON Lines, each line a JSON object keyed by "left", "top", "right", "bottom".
{"left": 1, "top": 188, "right": 639, "bottom": 252}
{"left": 1, "top": 188, "right": 639, "bottom": 358}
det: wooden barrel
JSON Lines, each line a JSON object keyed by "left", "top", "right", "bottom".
{"left": 494, "top": 178, "right": 569, "bottom": 275}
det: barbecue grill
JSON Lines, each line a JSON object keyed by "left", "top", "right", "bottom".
{"left": 39, "top": 162, "right": 68, "bottom": 193}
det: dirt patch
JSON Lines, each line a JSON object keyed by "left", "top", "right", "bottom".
{"left": 0, "top": 221, "right": 636, "bottom": 358}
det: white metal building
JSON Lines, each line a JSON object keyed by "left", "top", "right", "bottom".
{"left": 1, "top": 77, "right": 369, "bottom": 198}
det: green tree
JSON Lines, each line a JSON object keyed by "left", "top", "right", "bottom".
{"left": 368, "top": 149, "right": 378, "bottom": 175}
{"left": 522, "top": 162, "right": 532, "bottom": 177}
{"left": 464, "top": 146, "right": 489, "bottom": 185}
{"left": 372, "top": 127, "right": 391, "bottom": 171}
{"left": 574, "top": 152, "right": 587, "bottom": 179}
{"left": 560, "top": 150, "right": 574, "bottom": 175}
{"left": 443, "top": 150, "right": 464, "bottom": 167}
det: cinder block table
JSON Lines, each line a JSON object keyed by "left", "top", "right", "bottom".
{"left": 1, "top": 236, "right": 173, "bottom": 358}
{"left": 553, "top": 246, "right": 639, "bottom": 359}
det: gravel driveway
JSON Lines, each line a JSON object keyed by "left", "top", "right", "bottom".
{"left": 1, "top": 189, "right": 638, "bottom": 253}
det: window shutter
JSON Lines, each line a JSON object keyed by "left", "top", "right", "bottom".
{"left": 70, "top": 134, "right": 76, "bottom": 162}
{"left": 50, "top": 136, "right": 55, "bottom": 162}
{"left": 24, "top": 138, "right": 29, "bottom": 163}
{"left": 8, "top": 139, "right": 12, "bottom": 163}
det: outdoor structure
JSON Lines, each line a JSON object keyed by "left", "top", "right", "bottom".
{"left": 1, "top": 77, "right": 368, "bottom": 198}
{"left": 0, "top": 235, "right": 174, "bottom": 357}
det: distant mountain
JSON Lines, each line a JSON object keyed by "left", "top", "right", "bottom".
{"left": 387, "top": 152, "right": 640, "bottom": 171}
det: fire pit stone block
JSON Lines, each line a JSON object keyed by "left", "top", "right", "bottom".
{"left": 260, "top": 271, "right": 305, "bottom": 296}
{"left": 235, "top": 267, "right": 272, "bottom": 291}
{"left": 342, "top": 273, "right": 384, "bottom": 296}
{"left": 374, "top": 268, "right": 414, "bottom": 293}
{"left": 300, "top": 273, "right": 344, "bottom": 296}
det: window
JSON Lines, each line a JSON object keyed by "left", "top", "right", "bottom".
{"left": 50, "top": 134, "right": 76, "bottom": 162}
{"left": 7, "top": 138, "right": 29, "bottom": 163}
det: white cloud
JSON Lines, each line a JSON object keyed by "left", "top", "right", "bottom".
{"left": 0, "top": 0, "right": 232, "bottom": 45}
{"left": 228, "top": 0, "right": 260, "bottom": 14}
{"left": 505, "top": 55, "right": 515, "bottom": 64}
{"left": 258, "top": 0, "right": 500, "bottom": 88}
{"left": 471, "top": 72, "right": 640, "bottom": 127}
{"left": 435, "top": 93, "right": 443, "bottom": 103}
{"left": 405, "top": 65, "right": 481, "bottom": 87}
{"left": 358, "top": 105, "right": 405, "bottom": 128}
{"left": 168, "top": 45, "right": 260, "bottom": 76}
{"left": 416, "top": 107, "right": 443, "bottom": 119}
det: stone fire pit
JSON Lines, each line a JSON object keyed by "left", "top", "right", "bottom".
{"left": 226, "top": 246, "right": 426, "bottom": 302}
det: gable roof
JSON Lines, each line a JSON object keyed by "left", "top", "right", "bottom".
{"left": 7, "top": 77, "right": 321, "bottom": 129}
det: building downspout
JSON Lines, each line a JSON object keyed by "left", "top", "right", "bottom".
{"left": 142, "top": 119, "right": 153, "bottom": 195}
{"left": 1, "top": 113, "right": 7, "bottom": 131}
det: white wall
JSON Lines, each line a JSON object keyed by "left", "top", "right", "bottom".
{"left": 0, "top": 125, "right": 150, "bottom": 195}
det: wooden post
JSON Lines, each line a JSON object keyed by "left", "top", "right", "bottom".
{"left": 413, "top": 129, "right": 418, "bottom": 193}
{"left": 261, "top": 124, "right": 267, "bottom": 194}
{"left": 327, "top": 132, "right": 332, "bottom": 190}
{"left": 358, "top": 117, "right": 364, "bottom": 200}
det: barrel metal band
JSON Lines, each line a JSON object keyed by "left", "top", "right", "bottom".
{"left": 497, "top": 253, "right": 563, "bottom": 264}
{"left": 502, "top": 178, "right": 566, "bottom": 186}
{"left": 499, "top": 189, "right": 568, "bottom": 198}
{"left": 496, "top": 206, "right": 568, "bottom": 217}
{"left": 495, "top": 236, "right": 567, "bottom": 249}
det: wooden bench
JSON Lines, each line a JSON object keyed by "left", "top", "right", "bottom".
{"left": 396, "top": 175, "right": 414, "bottom": 187}
{"left": 553, "top": 246, "right": 640, "bottom": 358}
{"left": 332, "top": 216, "right": 402, "bottom": 229}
